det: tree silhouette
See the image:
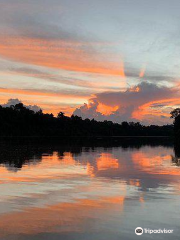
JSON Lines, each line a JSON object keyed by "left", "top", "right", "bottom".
{"left": 170, "top": 108, "right": 180, "bottom": 119}
{"left": 170, "top": 108, "right": 180, "bottom": 141}
{"left": 57, "top": 112, "right": 65, "bottom": 119}
{"left": 0, "top": 103, "right": 174, "bottom": 137}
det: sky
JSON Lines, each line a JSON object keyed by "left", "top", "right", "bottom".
{"left": 0, "top": 0, "right": 180, "bottom": 124}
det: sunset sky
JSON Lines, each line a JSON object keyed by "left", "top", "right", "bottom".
{"left": 0, "top": 0, "right": 180, "bottom": 124}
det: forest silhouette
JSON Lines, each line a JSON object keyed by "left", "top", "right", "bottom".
{"left": 170, "top": 108, "right": 180, "bottom": 141}
{"left": 0, "top": 103, "right": 173, "bottom": 137}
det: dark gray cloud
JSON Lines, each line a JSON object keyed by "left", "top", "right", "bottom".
{"left": 94, "top": 82, "right": 174, "bottom": 106}
{"left": 74, "top": 82, "right": 178, "bottom": 124}
{"left": 0, "top": 0, "right": 94, "bottom": 43}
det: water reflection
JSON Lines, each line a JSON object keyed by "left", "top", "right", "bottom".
{"left": 0, "top": 138, "right": 180, "bottom": 240}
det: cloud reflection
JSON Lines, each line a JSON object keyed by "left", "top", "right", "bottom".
{"left": 0, "top": 139, "right": 179, "bottom": 239}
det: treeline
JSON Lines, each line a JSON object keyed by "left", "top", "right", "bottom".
{"left": 0, "top": 103, "right": 173, "bottom": 137}
{"left": 171, "top": 108, "right": 180, "bottom": 142}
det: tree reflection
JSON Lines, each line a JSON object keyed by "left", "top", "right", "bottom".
{"left": 0, "top": 137, "right": 173, "bottom": 171}
{"left": 172, "top": 142, "right": 180, "bottom": 166}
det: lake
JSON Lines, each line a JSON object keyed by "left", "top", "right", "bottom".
{"left": 0, "top": 137, "right": 180, "bottom": 240}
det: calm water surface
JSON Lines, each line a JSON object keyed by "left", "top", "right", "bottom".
{"left": 0, "top": 139, "right": 180, "bottom": 240}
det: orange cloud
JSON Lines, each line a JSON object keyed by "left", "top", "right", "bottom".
{"left": 74, "top": 82, "right": 178, "bottom": 124}
{"left": 0, "top": 88, "right": 87, "bottom": 99}
{"left": 139, "top": 65, "right": 146, "bottom": 78}
{"left": 119, "top": 61, "right": 126, "bottom": 78}
{"left": 0, "top": 37, "right": 126, "bottom": 76}
{"left": 129, "top": 86, "right": 140, "bottom": 92}
{"left": 97, "top": 103, "right": 119, "bottom": 115}
{"left": 132, "top": 98, "right": 180, "bottom": 120}
{"left": 0, "top": 88, "right": 88, "bottom": 115}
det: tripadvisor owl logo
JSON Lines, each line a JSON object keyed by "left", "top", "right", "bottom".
{"left": 135, "top": 227, "right": 143, "bottom": 235}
